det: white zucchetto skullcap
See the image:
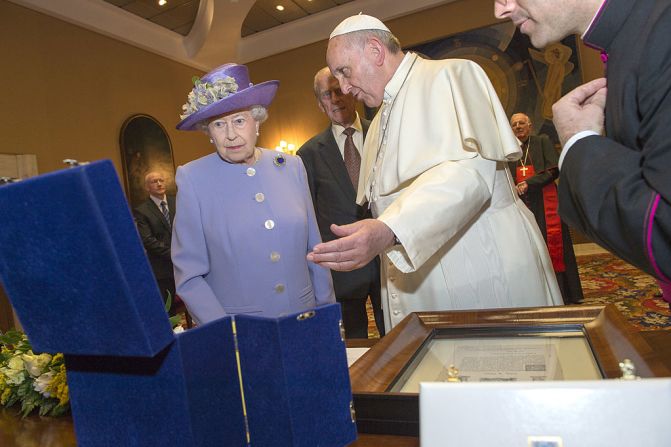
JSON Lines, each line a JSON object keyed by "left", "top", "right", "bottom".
{"left": 329, "top": 13, "right": 390, "bottom": 39}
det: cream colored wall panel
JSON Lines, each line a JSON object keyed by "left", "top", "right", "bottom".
{"left": 0, "top": 154, "right": 19, "bottom": 178}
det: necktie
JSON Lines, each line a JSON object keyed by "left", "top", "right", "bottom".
{"left": 343, "top": 127, "right": 361, "bottom": 189}
{"left": 160, "top": 201, "right": 170, "bottom": 226}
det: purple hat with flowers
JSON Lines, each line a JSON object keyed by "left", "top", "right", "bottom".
{"left": 176, "top": 63, "right": 279, "bottom": 131}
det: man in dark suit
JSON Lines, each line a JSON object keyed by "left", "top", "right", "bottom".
{"left": 134, "top": 171, "right": 177, "bottom": 311}
{"left": 298, "top": 67, "right": 384, "bottom": 338}
{"left": 495, "top": 0, "right": 671, "bottom": 304}
{"left": 507, "top": 113, "right": 583, "bottom": 304}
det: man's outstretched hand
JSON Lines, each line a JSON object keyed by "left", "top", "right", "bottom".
{"left": 307, "top": 219, "right": 395, "bottom": 271}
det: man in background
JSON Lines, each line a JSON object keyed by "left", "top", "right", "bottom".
{"left": 298, "top": 67, "right": 384, "bottom": 338}
{"left": 508, "top": 112, "right": 583, "bottom": 304}
{"left": 308, "top": 15, "right": 562, "bottom": 332}
{"left": 134, "top": 171, "right": 176, "bottom": 311}
{"left": 495, "top": 0, "right": 671, "bottom": 304}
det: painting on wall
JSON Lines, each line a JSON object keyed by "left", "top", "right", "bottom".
{"left": 119, "top": 114, "right": 176, "bottom": 209}
{"left": 407, "top": 21, "right": 583, "bottom": 145}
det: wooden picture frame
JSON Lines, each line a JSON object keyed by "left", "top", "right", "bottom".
{"left": 349, "top": 304, "right": 669, "bottom": 436}
{"left": 119, "top": 114, "right": 176, "bottom": 209}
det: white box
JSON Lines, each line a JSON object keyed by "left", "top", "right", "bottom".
{"left": 420, "top": 378, "right": 671, "bottom": 446}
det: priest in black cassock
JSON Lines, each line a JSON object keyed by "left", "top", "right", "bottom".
{"left": 507, "top": 113, "right": 583, "bottom": 304}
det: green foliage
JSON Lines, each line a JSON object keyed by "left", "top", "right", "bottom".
{"left": 0, "top": 330, "right": 69, "bottom": 417}
{"left": 164, "top": 290, "right": 184, "bottom": 330}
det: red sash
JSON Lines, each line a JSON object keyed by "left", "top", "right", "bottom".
{"left": 516, "top": 165, "right": 565, "bottom": 272}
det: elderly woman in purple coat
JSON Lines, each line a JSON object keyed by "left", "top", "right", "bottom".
{"left": 173, "top": 63, "right": 335, "bottom": 325}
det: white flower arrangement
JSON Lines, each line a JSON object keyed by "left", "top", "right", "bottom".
{"left": 180, "top": 75, "right": 239, "bottom": 120}
{"left": 0, "top": 331, "right": 69, "bottom": 417}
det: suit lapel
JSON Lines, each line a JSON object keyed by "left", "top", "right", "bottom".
{"left": 316, "top": 128, "right": 357, "bottom": 198}
{"left": 147, "top": 198, "right": 171, "bottom": 230}
{"left": 167, "top": 195, "right": 176, "bottom": 226}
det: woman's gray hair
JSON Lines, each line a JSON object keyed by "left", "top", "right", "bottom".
{"left": 249, "top": 105, "right": 268, "bottom": 123}
{"left": 198, "top": 105, "right": 268, "bottom": 131}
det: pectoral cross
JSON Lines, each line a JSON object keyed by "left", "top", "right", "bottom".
{"left": 520, "top": 165, "right": 529, "bottom": 177}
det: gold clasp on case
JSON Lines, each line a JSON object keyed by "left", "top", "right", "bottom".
{"left": 296, "top": 310, "right": 316, "bottom": 321}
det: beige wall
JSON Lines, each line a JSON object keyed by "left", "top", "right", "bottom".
{"left": 0, "top": 0, "right": 208, "bottom": 181}
{"left": 1, "top": 0, "right": 603, "bottom": 180}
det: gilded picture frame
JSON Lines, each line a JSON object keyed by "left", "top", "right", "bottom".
{"left": 119, "top": 114, "right": 176, "bottom": 209}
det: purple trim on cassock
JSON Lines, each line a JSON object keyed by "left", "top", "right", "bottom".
{"left": 600, "top": 52, "right": 609, "bottom": 64}
{"left": 583, "top": 0, "right": 610, "bottom": 52}
{"left": 659, "top": 281, "right": 671, "bottom": 304}
{"left": 646, "top": 193, "right": 671, "bottom": 289}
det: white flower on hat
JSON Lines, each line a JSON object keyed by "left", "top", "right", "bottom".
{"left": 180, "top": 76, "right": 239, "bottom": 120}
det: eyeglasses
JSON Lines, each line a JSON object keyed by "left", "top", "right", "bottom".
{"left": 208, "top": 113, "right": 252, "bottom": 131}
{"left": 319, "top": 88, "right": 344, "bottom": 101}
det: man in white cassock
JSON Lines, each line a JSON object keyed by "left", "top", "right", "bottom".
{"left": 307, "top": 14, "right": 563, "bottom": 332}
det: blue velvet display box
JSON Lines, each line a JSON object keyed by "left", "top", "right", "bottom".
{"left": 0, "top": 160, "right": 357, "bottom": 446}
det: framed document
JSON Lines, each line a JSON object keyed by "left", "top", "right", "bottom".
{"left": 349, "top": 304, "right": 669, "bottom": 436}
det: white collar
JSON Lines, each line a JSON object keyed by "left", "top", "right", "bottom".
{"left": 331, "top": 113, "right": 363, "bottom": 136}
{"left": 384, "top": 52, "right": 417, "bottom": 103}
{"left": 149, "top": 194, "right": 167, "bottom": 207}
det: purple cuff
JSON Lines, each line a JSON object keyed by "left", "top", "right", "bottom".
{"left": 659, "top": 281, "right": 671, "bottom": 304}
{"left": 646, "top": 194, "right": 671, "bottom": 284}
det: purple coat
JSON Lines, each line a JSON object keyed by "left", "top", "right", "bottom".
{"left": 172, "top": 149, "right": 335, "bottom": 324}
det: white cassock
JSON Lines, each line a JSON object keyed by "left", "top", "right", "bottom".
{"left": 358, "top": 53, "right": 563, "bottom": 331}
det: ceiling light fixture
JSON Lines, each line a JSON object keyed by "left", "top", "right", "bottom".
{"left": 276, "top": 5, "right": 285, "bottom": 11}
{"left": 158, "top": 0, "right": 167, "bottom": 6}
